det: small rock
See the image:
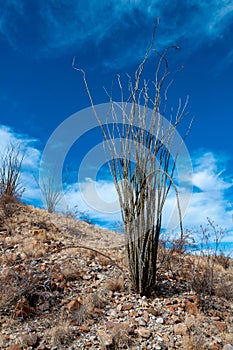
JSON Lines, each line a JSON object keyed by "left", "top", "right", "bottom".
{"left": 143, "top": 311, "right": 149, "bottom": 323}
{"left": 130, "top": 310, "right": 139, "bottom": 317}
{"left": 7, "top": 345, "right": 22, "bottom": 350}
{"left": 137, "top": 317, "right": 146, "bottom": 326}
{"left": 98, "top": 330, "right": 114, "bottom": 348}
{"left": 222, "top": 345, "right": 233, "bottom": 350}
{"left": 137, "top": 327, "right": 152, "bottom": 339}
{"left": 67, "top": 299, "right": 82, "bottom": 312}
{"left": 80, "top": 325, "right": 90, "bottom": 333}
{"left": 163, "top": 334, "right": 170, "bottom": 342}
{"left": 214, "top": 321, "right": 227, "bottom": 332}
{"left": 172, "top": 315, "right": 181, "bottom": 324}
{"left": 174, "top": 323, "right": 187, "bottom": 335}
{"left": 109, "top": 309, "right": 118, "bottom": 318}
{"left": 156, "top": 317, "right": 164, "bottom": 324}
{"left": 82, "top": 274, "right": 92, "bottom": 280}
{"left": 122, "top": 303, "right": 133, "bottom": 311}
{"left": 116, "top": 304, "right": 122, "bottom": 311}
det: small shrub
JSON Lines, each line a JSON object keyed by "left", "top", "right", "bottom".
{"left": 214, "top": 251, "right": 231, "bottom": 269}
{"left": 111, "top": 323, "right": 133, "bottom": 349}
{"left": 0, "top": 145, "right": 24, "bottom": 201}
{"left": 105, "top": 278, "right": 124, "bottom": 292}
{"left": 49, "top": 320, "right": 73, "bottom": 348}
{"left": 188, "top": 219, "right": 229, "bottom": 300}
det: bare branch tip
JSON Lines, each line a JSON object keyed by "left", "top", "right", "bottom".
{"left": 72, "top": 56, "right": 76, "bottom": 67}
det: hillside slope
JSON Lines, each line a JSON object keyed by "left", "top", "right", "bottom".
{"left": 0, "top": 203, "right": 232, "bottom": 350}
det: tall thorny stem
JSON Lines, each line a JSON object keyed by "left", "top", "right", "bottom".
{"left": 73, "top": 24, "right": 191, "bottom": 295}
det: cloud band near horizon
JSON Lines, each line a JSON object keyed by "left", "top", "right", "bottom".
{"left": 0, "top": 123, "right": 232, "bottom": 242}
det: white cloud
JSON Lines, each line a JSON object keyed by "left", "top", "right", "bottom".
{"left": 62, "top": 150, "right": 233, "bottom": 243}
{"left": 62, "top": 180, "right": 121, "bottom": 223}
{"left": 0, "top": 124, "right": 232, "bottom": 244}
{"left": 192, "top": 152, "right": 232, "bottom": 193}
{"left": 161, "top": 151, "right": 233, "bottom": 242}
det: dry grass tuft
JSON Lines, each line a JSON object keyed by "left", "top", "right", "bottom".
{"left": 48, "top": 319, "right": 73, "bottom": 348}
{"left": 105, "top": 277, "right": 125, "bottom": 292}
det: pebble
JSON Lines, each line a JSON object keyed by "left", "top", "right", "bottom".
{"left": 137, "top": 327, "right": 152, "bottom": 339}
{"left": 156, "top": 317, "right": 164, "bottom": 324}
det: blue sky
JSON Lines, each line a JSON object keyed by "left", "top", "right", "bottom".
{"left": 0, "top": 0, "right": 233, "bottom": 242}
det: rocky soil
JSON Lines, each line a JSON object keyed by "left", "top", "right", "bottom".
{"left": 0, "top": 203, "right": 233, "bottom": 350}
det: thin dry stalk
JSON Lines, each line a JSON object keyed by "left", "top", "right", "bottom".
{"left": 73, "top": 24, "right": 191, "bottom": 295}
{"left": 37, "top": 171, "right": 64, "bottom": 213}
{"left": 0, "top": 144, "right": 24, "bottom": 214}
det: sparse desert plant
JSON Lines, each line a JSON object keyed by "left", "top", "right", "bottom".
{"left": 187, "top": 219, "right": 233, "bottom": 303}
{"left": 105, "top": 277, "right": 124, "bottom": 292}
{"left": 0, "top": 267, "right": 21, "bottom": 310}
{"left": 38, "top": 170, "right": 64, "bottom": 213}
{"left": 22, "top": 238, "right": 48, "bottom": 259}
{"left": 111, "top": 323, "right": 134, "bottom": 349}
{"left": 73, "top": 22, "right": 192, "bottom": 295}
{"left": 49, "top": 319, "right": 73, "bottom": 348}
{"left": 86, "top": 292, "right": 106, "bottom": 311}
{"left": 0, "top": 144, "right": 24, "bottom": 199}
{"left": 183, "top": 315, "right": 209, "bottom": 350}
{"left": 157, "top": 229, "right": 195, "bottom": 274}
{"left": 214, "top": 251, "right": 231, "bottom": 269}
{"left": 60, "top": 263, "right": 81, "bottom": 281}
{"left": 0, "top": 144, "right": 24, "bottom": 216}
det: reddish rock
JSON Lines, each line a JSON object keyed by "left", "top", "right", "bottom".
{"left": 209, "top": 341, "right": 221, "bottom": 350}
{"left": 122, "top": 303, "right": 133, "bottom": 311}
{"left": 93, "top": 307, "right": 103, "bottom": 315}
{"left": 80, "top": 325, "right": 90, "bottom": 333}
{"left": 67, "top": 298, "right": 82, "bottom": 312}
{"left": 171, "top": 315, "right": 181, "bottom": 324}
{"left": 214, "top": 321, "right": 227, "bottom": 332}
{"left": 185, "top": 296, "right": 199, "bottom": 316}
{"left": 7, "top": 345, "right": 22, "bottom": 350}
{"left": 15, "top": 300, "right": 35, "bottom": 318}
{"left": 84, "top": 342, "right": 92, "bottom": 347}
{"left": 130, "top": 310, "right": 139, "bottom": 317}
{"left": 143, "top": 311, "right": 149, "bottom": 323}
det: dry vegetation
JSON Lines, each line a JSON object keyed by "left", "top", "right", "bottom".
{"left": 0, "top": 200, "right": 232, "bottom": 349}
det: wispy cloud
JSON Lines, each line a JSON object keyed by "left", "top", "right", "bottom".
{"left": 1, "top": 0, "right": 233, "bottom": 67}
{"left": 183, "top": 152, "right": 232, "bottom": 226}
